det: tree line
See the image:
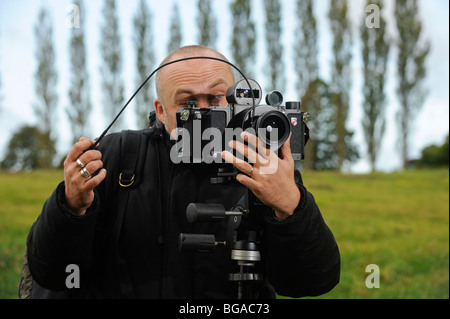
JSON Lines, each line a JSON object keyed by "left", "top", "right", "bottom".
{"left": 1, "top": 0, "right": 433, "bottom": 171}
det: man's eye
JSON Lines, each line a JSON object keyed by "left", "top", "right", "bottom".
{"left": 212, "top": 95, "right": 224, "bottom": 102}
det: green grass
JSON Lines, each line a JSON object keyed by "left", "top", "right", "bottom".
{"left": 0, "top": 169, "right": 448, "bottom": 299}
{"left": 0, "top": 170, "right": 64, "bottom": 299}
{"left": 297, "top": 169, "right": 449, "bottom": 299}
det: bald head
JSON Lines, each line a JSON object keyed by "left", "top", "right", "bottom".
{"left": 155, "top": 45, "right": 234, "bottom": 103}
{"left": 154, "top": 46, "right": 235, "bottom": 135}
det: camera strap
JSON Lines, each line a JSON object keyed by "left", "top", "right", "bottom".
{"left": 114, "top": 130, "right": 148, "bottom": 297}
{"left": 118, "top": 130, "right": 144, "bottom": 188}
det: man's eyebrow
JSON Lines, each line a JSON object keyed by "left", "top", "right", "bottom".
{"left": 174, "top": 88, "right": 193, "bottom": 97}
{"left": 209, "top": 78, "right": 228, "bottom": 89}
{"left": 174, "top": 78, "right": 229, "bottom": 98}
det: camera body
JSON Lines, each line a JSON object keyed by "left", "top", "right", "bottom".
{"left": 174, "top": 79, "right": 309, "bottom": 164}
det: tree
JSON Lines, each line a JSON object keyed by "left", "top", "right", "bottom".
{"left": 0, "top": 51, "right": 3, "bottom": 117}
{"left": 0, "top": 26, "right": 3, "bottom": 117}
{"left": 33, "top": 6, "right": 58, "bottom": 138}
{"left": 294, "top": 0, "right": 321, "bottom": 170}
{"left": 133, "top": 0, "right": 155, "bottom": 128}
{"left": 294, "top": 0, "right": 319, "bottom": 97}
{"left": 395, "top": 0, "right": 430, "bottom": 170}
{"left": 1, "top": 125, "right": 56, "bottom": 170}
{"left": 67, "top": 0, "right": 93, "bottom": 143}
{"left": 301, "top": 79, "right": 337, "bottom": 170}
{"left": 360, "top": 0, "right": 390, "bottom": 172}
{"left": 167, "top": 2, "right": 182, "bottom": 55}
{"left": 196, "top": 0, "right": 217, "bottom": 49}
{"left": 328, "top": 0, "right": 356, "bottom": 170}
{"left": 417, "top": 135, "right": 449, "bottom": 168}
{"left": 230, "top": 0, "right": 256, "bottom": 78}
{"left": 263, "top": 0, "right": 285, "bottom": 92}
{"left": 99, "top": 0, "right": 125, "bottom": 132}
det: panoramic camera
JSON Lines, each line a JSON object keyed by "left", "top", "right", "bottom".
{"left": 174, "top": 79, "right": 309, "bottom": 164}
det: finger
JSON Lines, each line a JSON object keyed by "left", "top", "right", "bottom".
{"left": 280, "top": 133, "right": 293, "bottom": 161}
{"left": 241, "top": 131, "right": 273, "bottom": 159}
{"left": 83, "top": 168, "right": 107, "bottom": 190}
{"left": 221, "top": 150, "right": 253, "bottom": 175}
{"left": 222, "top": 150, "right": 246, "bottom": 166}
{"left": 236, "top": 173, "right": 260, "bottom": 193}
{"left": 82, "top": 159, "right": 104, "bottom": 178}
{"left": 228, "top": 140, "right": 261, "bottom": 164}
{"left": 78, "top": 149, "right": 102, "bottom": 167}
{"left": 66, "top": 138, "right": 96, "bottom": 163}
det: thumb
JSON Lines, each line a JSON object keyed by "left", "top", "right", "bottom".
{"left": 280, "top": 133, "right": 293, "bottom": 160}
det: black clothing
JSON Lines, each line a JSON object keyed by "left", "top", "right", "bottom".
{"left": 27, "top": 126, "right": 340, "bottom": 298}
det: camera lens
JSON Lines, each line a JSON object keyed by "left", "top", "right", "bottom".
{"left": 256, "top": 111, "right": 290, "bottom": 148}
{"left": 265, "top": 91, "right": 283, "bottom": 107}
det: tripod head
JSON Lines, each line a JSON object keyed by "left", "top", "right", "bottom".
{"left": 179, "top": 201, "right": 263, "bottom": 299}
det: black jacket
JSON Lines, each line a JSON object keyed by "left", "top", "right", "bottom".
{"left": 27, "top": 125, "right": 340, "bottom": 299}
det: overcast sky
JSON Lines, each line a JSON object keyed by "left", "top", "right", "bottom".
{"left": 0, "top": 0, "right": 448, "bottom": 172}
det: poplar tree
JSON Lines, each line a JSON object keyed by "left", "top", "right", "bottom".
{"left": 197, "top": 0, "right": 217, "bottom": 49}
{"left": 294, "top": 0, "right": 320, "bottom": 170}
{"left": 167, "top": 2, "right": 182, "bottom": 55}
{"left": 230, "top": 0, "right": 256, "bottom": 78}
{"left": 0, "top": 54, "right": 3, "bottom": 117}
{"left": 33, "top": 5, "right": 58, "bottom": 168}
{"left": 33, "top": 6, "right": 58, "bottom": 138}
{"left": 361, "top": 0, "right": 390, "bottom": 172}
{"left": 67, "top": 0, "right": 92, "bottom": 143}
{"left": 263, "top": 0, "right": 284, "bottom": 92}
{"left": 328, "top": 0, "right": 357, "bottom": 170}
{"left": 0, "top": 26, "right": 3, "bottom": 116}
{"left": 295, "top": 0, "right": 318, "bottom": 97}
{"left": 302, "top": 79, "right": 338, "bottom": 170}
{"left": 133, "top": 0, "right": 155, "bottom": 128}
{"left": 99, "top": 0, "right": 125, "bottom": 132}
{"left": 395, "top": 0, "right": 430, "bottom": 169}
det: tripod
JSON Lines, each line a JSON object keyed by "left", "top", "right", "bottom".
{"left": 179, "top": 202, "right": 263, "bottom": 299}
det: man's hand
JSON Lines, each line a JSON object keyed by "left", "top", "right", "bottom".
{"left": 63, "top": 138, "right": 107, "bottom": 215}
{"left": 222, "top": 132, "right": 300, "bottom": 220}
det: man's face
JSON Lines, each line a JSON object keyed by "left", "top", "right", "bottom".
{"left": 154, "top": 57, "right": 235, "bottom": 135}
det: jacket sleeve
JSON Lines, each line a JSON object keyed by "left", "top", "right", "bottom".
{"left": 263, "top": 170, "right": 340, "bottom": 298}
{"left": 27, "top": 181, "right": 100, "bottom": 291}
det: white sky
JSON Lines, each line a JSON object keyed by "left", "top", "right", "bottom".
{"left": 0, "top": 0, "right": 448, "bottom": 172}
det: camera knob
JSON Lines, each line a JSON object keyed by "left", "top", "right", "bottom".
{"left": 187, "top": 100, "right": 197, "bottom": 107}
{"left": 285, "top": 101, "right": 301, "bottom": 110}
{"left": 180, "top": 109, "right": 190, "bottom": 121}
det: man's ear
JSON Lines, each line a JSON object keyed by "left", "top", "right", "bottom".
{"left": 154, "top": 98, "right": 165, "bottom": 124}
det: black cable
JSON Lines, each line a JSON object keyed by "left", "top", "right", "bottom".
{"left": 87, "top": 56, "right": 255, "bottom": 151}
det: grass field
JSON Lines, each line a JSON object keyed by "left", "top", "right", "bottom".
{"left": 0, "top": 169, "right": 448, "bottom": 299}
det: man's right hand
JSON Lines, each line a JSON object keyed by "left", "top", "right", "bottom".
{"left": 63, "top": 137, "right": 107, "bottom": 215}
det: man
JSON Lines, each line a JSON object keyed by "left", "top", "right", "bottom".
{"left": 26, "top": 46, "right": 340, "bottom": 298}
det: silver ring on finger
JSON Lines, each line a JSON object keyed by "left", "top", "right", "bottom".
{"left": 80, "top": 167, "right": 91, "bottom": 178}
{"left": 76, "top": 158, "right": 85, "bottom": 169}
